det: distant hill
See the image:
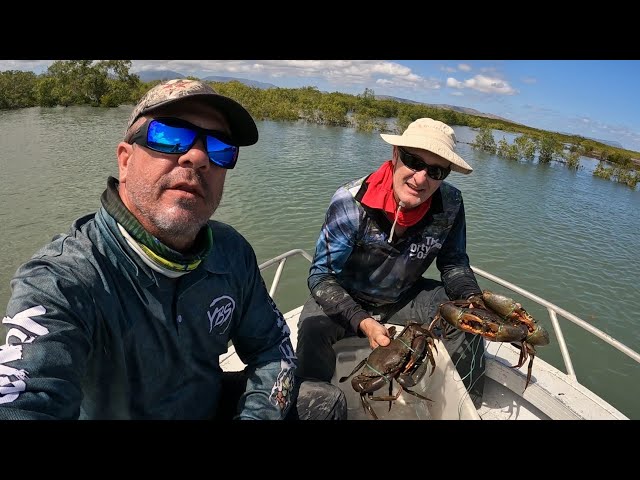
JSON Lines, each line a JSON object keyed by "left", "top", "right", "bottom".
{"left": 375, "top": 94, "right": 515, "bottom": 123}
{"left": 135, "top": 70, "right": 185, "bottom": 82}
{"left": 202, "top": 76, "right": 277, "bottom": 90}
{"left": 595, "top": 138, "right": 623, "bottom": 148}
{"left": 558, "top": 131, "right": 623, "bottom": 148}
{"left": 430, "top": 104, "right": 517, "bottom": 123}
{"left": 133, "top": 70, "right": 277, "bottom": 90}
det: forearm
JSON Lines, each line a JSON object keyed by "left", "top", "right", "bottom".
{"left": 437, "top": 199, "right": 481, "bottom": 301}
{"left": 441, "top": 265, "right": 482, "bottom": 300}
{"left": 309, "top": 273, "right": 370, "bottom": 333}
{"left": 1, "top": 271, "right": 90, "bottom": 419}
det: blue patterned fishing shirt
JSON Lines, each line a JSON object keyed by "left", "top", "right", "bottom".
{"left": 308, "top": 175, "right": 481, "bottom": 334}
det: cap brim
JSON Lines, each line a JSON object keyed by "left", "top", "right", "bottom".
{"left": 380, "top": 133, "right": 473, "bottom": 174}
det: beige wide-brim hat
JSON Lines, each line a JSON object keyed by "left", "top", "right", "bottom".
{"left": 380, "top": 118, "right": 473, "bottom": 174}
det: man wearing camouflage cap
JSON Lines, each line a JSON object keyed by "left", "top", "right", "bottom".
{"left": 0, "top": 79, "right": 346, "bottom": 420}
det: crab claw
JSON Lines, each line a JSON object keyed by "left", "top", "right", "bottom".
{"left": 527, "top": 325, "right": 550, "bottom": 346}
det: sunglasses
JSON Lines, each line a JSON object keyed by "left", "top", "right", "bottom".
{"left": 397, "top": 147, "right": 450, "bottom": 181}
{"left": 127, "top": 117, "right": 239, "bottom": 169}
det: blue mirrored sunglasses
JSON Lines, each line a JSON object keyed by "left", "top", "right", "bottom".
{"left": 398, "top": 147, "right": 450, "bottom": 181}
{"left": 127, "top": 117, "right": 239, "bottom": 169}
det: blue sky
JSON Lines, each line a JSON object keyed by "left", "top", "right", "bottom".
{"left": 2, "top": 60, "right": 639, "bottom": 152}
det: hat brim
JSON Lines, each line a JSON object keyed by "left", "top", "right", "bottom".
{"left": 142, "top": 93, "right": 259, "bottom": 147}
{"left": 380, "top": 133, "right": 473, "bottom": 174}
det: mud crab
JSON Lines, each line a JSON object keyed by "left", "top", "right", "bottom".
{"left": 339, "top": 323, "right": 438, "bottom": 420}
{"left": 430, "top": 290, "right": 550, "bottom": 391}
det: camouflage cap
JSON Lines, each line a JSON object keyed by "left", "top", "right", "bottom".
{"left": 126, "top": 79, "right": 258, "bottom": 146}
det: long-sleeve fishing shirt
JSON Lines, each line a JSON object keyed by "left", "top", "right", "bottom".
{"left": 308, "top": 176, "right": 481, "bottom": 334}
{"left": 0, "top": 207, "right": 296, "bottom": 419}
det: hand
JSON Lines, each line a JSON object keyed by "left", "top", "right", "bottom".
{"left": 467, "top": 293, "right": 486, "bottom": 309}
{"left": 359, "top": 317, "right": 392, "bottom": 349}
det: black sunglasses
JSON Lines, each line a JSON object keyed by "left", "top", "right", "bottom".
{"left": 397, "top": 147, "right": 450, "bottom": 181}
{"left": 127, "top": 117, "right": 239, "bottom": 169}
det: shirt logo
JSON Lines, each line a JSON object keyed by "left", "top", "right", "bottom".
{"left": 409, "top": 238, "right": 442, "bottom": 260}
{"left": 1, "top": 305, "right": 48, "bottom": 405}
{"left": 207, "top": 295, "right": 235, "bottom": 334}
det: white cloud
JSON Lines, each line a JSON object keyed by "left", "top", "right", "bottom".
{"left": 458, "top": 63, "right": 472, "bottom": 72}
{"left": 446, "top": 77, "right": 465, "bottom": 89}
{"left": 446, "top": 75, "right": 517, "bottom": 95}
{"left": 130, "top": 60, "right": 444, "bottom": 94}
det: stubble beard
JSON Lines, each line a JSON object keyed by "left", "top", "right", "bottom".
{"left": 126, "top": 175, "right": 223, "bottom": 245}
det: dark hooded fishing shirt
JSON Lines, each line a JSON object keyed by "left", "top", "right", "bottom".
{"left": 0, "top": 207, "right": 296, "bottom": 419}
{"left": 308, "top": 176, "right": 481, "bottom": 334}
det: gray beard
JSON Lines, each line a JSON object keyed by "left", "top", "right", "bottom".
{"left": 150, "top": 206, "right": 206, "bottom": 240}
{"left": 127, "top": 180, "right": 222, "bottom": 247}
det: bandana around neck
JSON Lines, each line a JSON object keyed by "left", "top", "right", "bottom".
{"left": 100, "top": 176, "right": 212, "bottom": 273}
{"left": 360, "top": 160, "right": 432, "bottom": 227}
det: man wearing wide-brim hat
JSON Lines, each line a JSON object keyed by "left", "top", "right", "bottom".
{"left": 297, "top": 118, "right": 485, "bottom": 408}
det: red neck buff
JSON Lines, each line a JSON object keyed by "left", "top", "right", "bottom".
{"left": 360, "top": 160, "right": 432, "bottom": 227}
